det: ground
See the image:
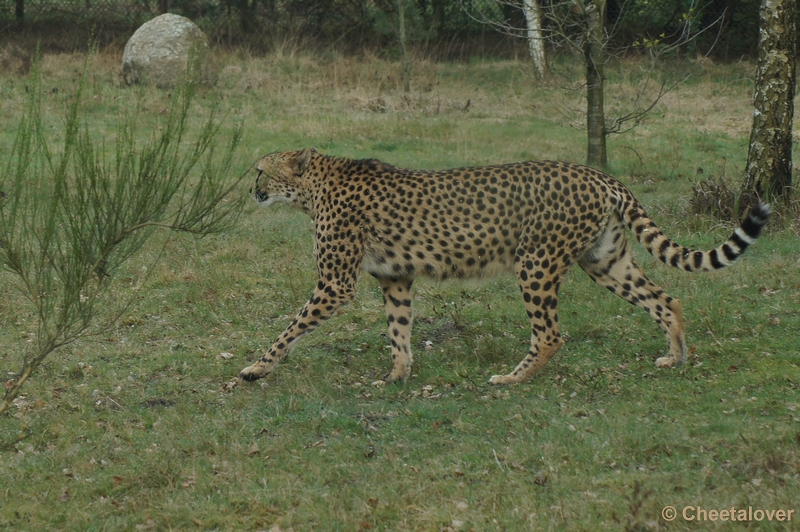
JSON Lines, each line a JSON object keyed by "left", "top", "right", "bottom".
{"left": 0, "top": 51, "right": 798, "bottom": 530}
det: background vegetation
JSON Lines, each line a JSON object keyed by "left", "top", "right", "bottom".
{"left": 0, "top": 48, "right": 798, "bottom": 530}
{"left": 0, "top": 0, "right": 787, "bottom": 61}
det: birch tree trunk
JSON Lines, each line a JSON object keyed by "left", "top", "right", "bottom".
{"left": 743, "top": 0, "right": 796, "bottom": 200}
{"left": 521, "top": 0, "right": 548, "bottom": 80}
{"left": 585, "top": 0, "right": 607, "bottom": 168}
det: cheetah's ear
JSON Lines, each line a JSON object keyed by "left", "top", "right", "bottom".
{"left": 292, "top": 148, "right": 317, "bottom": 175}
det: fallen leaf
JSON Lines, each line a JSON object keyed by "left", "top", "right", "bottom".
{"left": 136, "top": 518, "right": 157, "bottom": 530}
{"left": 217, "top": 352, "right": 235, "bottom": 360}
{"left": 59, "top": 489, "right": 70, "bottom": 502}
{"left": 246, "top": 442, "right": 260, "bottom": 456}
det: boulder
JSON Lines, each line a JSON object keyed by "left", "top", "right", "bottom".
{"left": 121, "top": 13, "right": 215, "bottom": 88}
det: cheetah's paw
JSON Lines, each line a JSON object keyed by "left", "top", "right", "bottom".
{"left": 654, "top": 356, "right": 679, "bottom": 369}
{"left": 384, "top": 365, "right": 411, "bottom": 383}
{"left": 488, "top": 373, "right": 520, "bottom": 385}
{"left": 239, "top": 361, "right": 273, "bottom": 382}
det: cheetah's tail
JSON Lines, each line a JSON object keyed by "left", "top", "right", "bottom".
{"left": 622, "top": 201, "right": 771, "bottom": 272}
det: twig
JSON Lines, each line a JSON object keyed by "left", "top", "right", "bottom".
{"left": 492, "top": 448, "right": 505, "bottom": 471}
{"left": 0, "top": 431, "right": 31, "bottom": 453}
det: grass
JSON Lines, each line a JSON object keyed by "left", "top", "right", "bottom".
{"left": 2, "top": 51, "right": 799, "bottom": 530}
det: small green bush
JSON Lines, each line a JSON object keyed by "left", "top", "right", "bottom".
{"left": 0, "top": 56, "right": 246, "bottom": 418}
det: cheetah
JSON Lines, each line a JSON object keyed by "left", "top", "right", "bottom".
{"left": 239, "top": 148, "right": 770, "bottom": 385}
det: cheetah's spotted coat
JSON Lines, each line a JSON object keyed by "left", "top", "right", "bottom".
{"left": 240, "top": 149, "right": 770, "bottom": 385}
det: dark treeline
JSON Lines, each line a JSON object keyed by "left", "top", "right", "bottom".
{"left": 0, "top": 0, "right": 785, "bottom": 60}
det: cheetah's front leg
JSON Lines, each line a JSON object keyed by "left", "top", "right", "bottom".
{"left": 239, "top": 280, "right": 356, "bottom": 382}
{"left": 377, "top": 277, "right": 414, "bottom": 382}
{"left": 489, "top": 248, "right": 571, "bottom": 385}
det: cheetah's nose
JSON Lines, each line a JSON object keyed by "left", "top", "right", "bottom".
{"left": 255, "top": 189, "right": 268, "bottom": 202}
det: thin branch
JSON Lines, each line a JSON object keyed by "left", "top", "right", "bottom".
{"left": 606, "top": 74, "right": 690, "bottom": 135}
{"left": 0, "top": 431, "right": 31, "bottom": 453}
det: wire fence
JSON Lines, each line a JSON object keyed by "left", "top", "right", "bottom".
{"left": 1, "top": 0, "right": 163, "bottom": 24}
{"left": 1, "top": 0, "right": 497, "bottom": 30}
{"left": 0, "top": 0, "right": 512, "bottom": 56}
{"left": 0, "top": 0, "right": 767, "bottom": 60}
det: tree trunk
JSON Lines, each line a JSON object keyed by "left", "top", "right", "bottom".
{"left": 585, "top": 0, "right": 607, "bottom": 168}
{"left": 743, "top": 0, "right": 796, "bottom": 200}
{"left": 398, "top": 0, "right": 411, "bottom": 94}
{"left": 521, "top": 0, "right": 548, "bottom": 80}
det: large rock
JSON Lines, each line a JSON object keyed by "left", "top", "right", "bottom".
{"left": 121, "top": 14, "right": 214, "bottom": 88}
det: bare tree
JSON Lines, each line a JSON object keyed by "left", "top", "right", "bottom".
{"left": 467, "top": 0, "right": 719, "bottom": 168}
{"left": 742, "top": 0, "right": 796, "bottom": 201}
{"left": 521, "top": 0, "right": 548, "bottom": 80}
{"left": 375, "top": 0, "right": 433, "bottom": 94}
{"left": 584, "top": 0, "right": 607, "bottom": 166}
{"left": 398, "top": 0, "right": 412, "bottom": 93}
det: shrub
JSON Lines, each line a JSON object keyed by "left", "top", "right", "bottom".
{"left": 0, "top": 56, "right": 246, "bottom": 418}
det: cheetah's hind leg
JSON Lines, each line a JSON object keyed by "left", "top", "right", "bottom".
{"left": 578, "top": 222, "right": 687, "bottom": 369}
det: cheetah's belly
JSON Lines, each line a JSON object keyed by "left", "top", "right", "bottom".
{"left": 361, "top": 243, "right": 516, "bottom": 280}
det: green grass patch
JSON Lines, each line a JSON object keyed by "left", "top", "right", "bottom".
{"left": 1, "top": 51, "right": 798, "bottom": 530}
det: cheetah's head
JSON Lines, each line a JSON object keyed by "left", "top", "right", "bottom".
{"left": 252, "top": 148, "right": 316, "bottom": 209}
